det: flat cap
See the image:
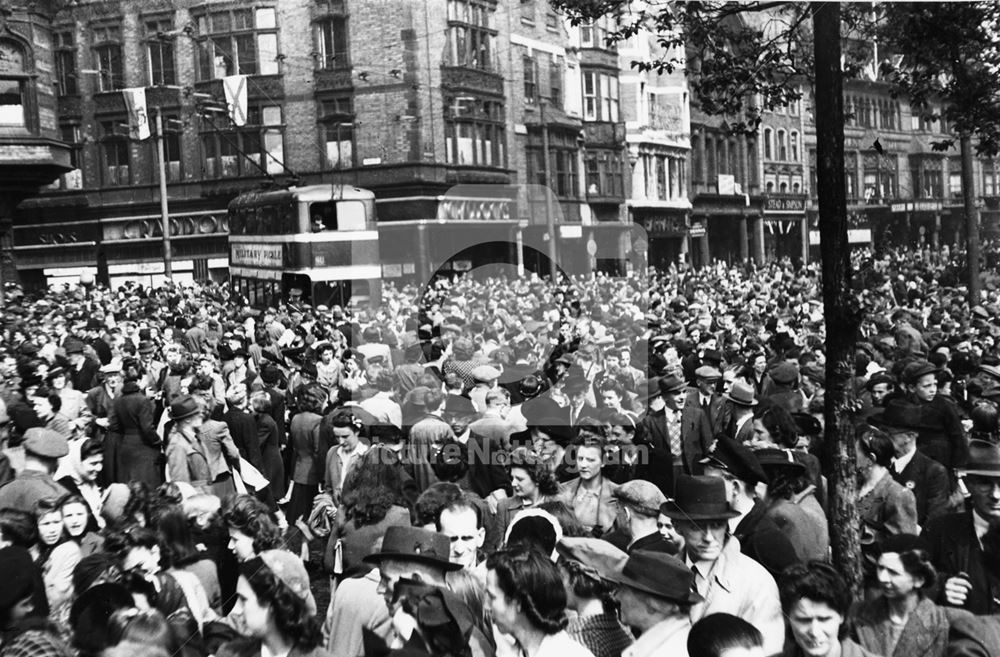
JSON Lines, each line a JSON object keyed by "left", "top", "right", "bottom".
{"left": 471, "top": 365, "right": 501, "bottom": 383}
{"left": 613, "top": 480, "right": 668, "bottom": 516}
{"left": 23, "top": 427, "right": 69, "bottom": 459}
{"left": 694, "top": 365, "right": 722, "bottom": 381}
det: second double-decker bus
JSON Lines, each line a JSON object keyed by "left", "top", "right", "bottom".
{"left": 227, "top": 184, "right": 381, "bottom": 308}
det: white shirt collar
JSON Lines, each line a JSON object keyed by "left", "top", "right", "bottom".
{"left": 892, "top": 448, "right": 917, "bottom": 473}
{"left": 973, "top": 509, "right": 992, "bottom": 544}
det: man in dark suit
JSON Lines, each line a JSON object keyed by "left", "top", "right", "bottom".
{"left": 565, "top": 373, "right": 599, "bottom": 426}
{"left": 700, "top": 437, "right": 769, "bottom": 553}
{"left": 922, "top": 439, "right": 1000, "bottom": 615}
{"left": 871, "top": 399, "right": 950, "bottom": 528}
{"left": 724, "top": 381, "right": 758, "bottom": 443}
{"left": 635, "top": 377, "right": 673, "bottom": 495}
{"left": 689, "top": 365, "right": 725, "bottom": 435}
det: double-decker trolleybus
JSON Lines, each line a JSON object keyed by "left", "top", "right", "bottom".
{"left": 227, "top": 185, "right": 381, "bottom": 308}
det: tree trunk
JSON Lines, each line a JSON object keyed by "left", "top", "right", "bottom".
{"left": 961, "top": 134, "right": 982, "bottom": 304}
{"left": 812, "top": 2, "right": 862, "bottom": 595}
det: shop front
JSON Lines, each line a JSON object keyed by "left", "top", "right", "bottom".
{"left": 762, "top": 195, "right": 808, "bottom": 264}
{"left": 630, "top": 207, "right": 690, "bottom": 271}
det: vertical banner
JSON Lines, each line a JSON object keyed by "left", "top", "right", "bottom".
{"left": 223, "top": 75, "right": 248, "bottom": 127}
{"left": 121, "top": 88, "right": 150, "bottom": 140}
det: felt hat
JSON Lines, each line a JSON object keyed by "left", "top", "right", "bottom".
{"left": 660, "top": 475, "right": 739, "bottom": 521}
{"left": 658, "top": 375, "right": 686, "bottom": 395}
{"left": 723, "top": 381, "right": 758, "bottom": 406}
{"left": 868, "top": 399, "right": 928, "bottom": 433}
{"left": 363, "top": 526, "right": 462, "bottom": 571}
{"left": 700, "top": 437, "right": 769, "bottom": 485}
{"left": 167, "top": 395, "right": 201, "bottom": 421}
{"left": 961, "top": 439, "right": 1000, "bottom": 478}
{"left": 754, "top": 447, "right": 808, "bottom": 474}
{"left": 606, "top": 550, "right": 703, "bottom": 604}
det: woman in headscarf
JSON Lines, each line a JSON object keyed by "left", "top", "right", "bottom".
{"left": 56, "top": 437, "right": 106, "bottom": 533}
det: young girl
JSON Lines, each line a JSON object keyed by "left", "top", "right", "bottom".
{"left": 32, "top": 497, "right": 82, "bottom": 627}
{"left": 61, "top": 495, "right": 104, "bottom": 556}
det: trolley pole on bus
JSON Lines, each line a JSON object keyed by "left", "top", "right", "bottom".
{"left": 154, "top": 109, "right": 173, "bottom": 281}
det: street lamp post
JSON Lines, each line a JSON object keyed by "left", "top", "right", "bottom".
{"left": 539, "top": 98, "right": 558, "bottom": 282}
{"left": 153, "top": 109, "right": 173, "bottom": 281}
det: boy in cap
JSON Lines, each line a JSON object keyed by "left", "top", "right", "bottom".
{"left": 0, "top": 428, "right": 69, "bottom": 513}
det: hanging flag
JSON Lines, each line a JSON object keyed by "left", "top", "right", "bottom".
{"left": 121, "top": 88, "right": 150, "bottom": 140}
{"left": 223, "top": 75, "right": 248, "bottom": 127}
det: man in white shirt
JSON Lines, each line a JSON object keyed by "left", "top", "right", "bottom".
{"left": 661, "top": 474, "right": 784, "bottom": 654}
{"left": 607, "top": 550, "right": 702, "bottom": 657}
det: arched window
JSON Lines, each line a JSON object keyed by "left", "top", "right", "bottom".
{"left": 0, "top": 38, "right": 30, "bottom": 129}
{"left": 763, "top": 127, "right": 773, "bottom": 159}
{"left": 790, "top": 131, "right": 800, "bottom": 161}
{"left": 777, "top": 129, "right": 788, "bottom": 161}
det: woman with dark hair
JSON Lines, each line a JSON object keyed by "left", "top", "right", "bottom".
{"left": 751, "top": 402, "right": 826, "bottom": 507}
{"left": 60, "top": 495, "right": 103, "bottom": 556}
{"left": 250, "top": 390, "right": 286, "bottom": 507}
{"left": 969, "top": 399, "right": 999, "bottom": 443}
{"left": 284, "top": 382, "right": 329, "bottom": 527}
{"left": 107, "top": 364, "right": 162, "bottom": 487}
{"left": 156, "top": 506, "right": 222, "bottom": 614}
{"left": 323, "top": 446, "right": 411, "bottom": 576}
{"left": 485, "top": 545, "right": 591, "bottom": 657}
{"left": 856, "top": 430, "right": 918, "bottom": 542}
{"left": 223, "top": 494, "right": 284, "bottom": 563}
{"left": 496, "top": 448, "right": 561, "bottom": 536}
{"left": 688, "top": 613, "right": 765, "bottom": 657}
{"left": 737, "top": 352, "right": 769, "bottom": 398}
{"left": 0, "top": 545, "right": 68, "bottom": 656}
{"left": 215, "top": 550, "right": 332, "bottom": 657}
{"left": 555, "top": 537, "right": 633, "bottom": 657}
{"left": 779, "top": 561, "right": 874, "bottom": 657}
{"left": 30, "top": 386, "right": 73, "bottom": 441}
{"left": 108, "top": 607, "right": 183, "bottom": 656}
{"left": 750, "top": 451, "right": 829, "bottom": 567}
{"left": 850, "top": 535, "right": 948, "bottom": 657}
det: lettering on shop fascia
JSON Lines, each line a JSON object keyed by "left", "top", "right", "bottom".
{"left": 764, "top": 196, "right": 806, "bottom": 212}
{"left": 436, "top": 198, "right": 512, "bottom": 222}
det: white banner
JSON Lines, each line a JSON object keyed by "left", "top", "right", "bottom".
{"left": 223, "top": 75, "right": 248, "bottom": 127}
{"left": 121, "top": 88, "right": 150, "bottom": 140}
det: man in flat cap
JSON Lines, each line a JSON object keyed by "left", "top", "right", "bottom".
{"left": 608, "top": 480, "right": 677, "bottom": 555}
{"left": 689, "top": 365, "right": 724, "bottom": 435}
{"left": 0, "top": 428, "right": 69, "bottom": 513}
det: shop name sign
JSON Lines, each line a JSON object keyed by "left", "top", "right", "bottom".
{"left": 436, "top": 198, "right": 512, "bottom": 222}
{"left": 890, "top": 201, "right": 943, "bottom": 213}
{"left": 640, "top": 216, "right": 687, "bottom": 235}
{"left": 230, "top": 243, "right": 283, "bottom": 268}
{"left": 764, "top": 196, "right": 807, "bottom": 212}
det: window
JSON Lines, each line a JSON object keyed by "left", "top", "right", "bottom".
{"left": 790, "top": 131, "right": 799, "bottom": 162}
{"left": 777, "top": 130, "right": 787, "bottom": 161}
{"left": 789, "top": 97, "right": 800, "bottom": 116}
{"left": 93, "top": 25, "right": 124, "bottom": 92}
{"left": 100, "top": 120, "right": 130, "bottom": 186}
{"left": 202, "top": 104, "right": 284, "bottom": 178}
{"left": 319, "top": 96, "right": 354, "bottom": 169}
{"left": 584, "top": 150, "right": 624, "bottom": 197}
{"left": 648, "top": 92, "right": 659, "bottom": 127}
{"left": 545, "top": 9, "right": 559, "bottom": 30}
{"left": 581, "top": 70, "right": 617, "bottom": 121}
{"left": 765, "top": 176, "right": 775, "bottom": 194}
{"left": 656, "top": 155, "right": 667, "bottom": 199}
{"left": 950, "top": 165, "right": 963, "bottom": 199}
{"left": 151, "top": 113, "right": 182, "bottom": 182}
{"left": 54, "top": 31, "right": 77, "bottom": 95}
{"left": 316, "top": 16, "right": 348, "bottom": 69}
{"left": 692, "top": 135, "right": 703, "bottom": 183}
{"left": 579, "top": 16, "right": 615, "bottom": 50}
{"left": 445, "top": 97, "right": 505, "bottom": 167}
{"left": 792, "top": 176, "right": 802, "bottom": 194}
{"left": 526, "top": 130, "right": 578, "bottom": 197}
{"left": 197, "top": 7, "right": 279, "bottom": 80}
{"left": 984, "top": 160, "right": 998, "bottom": 197}
{"left": 520, "top": 0, "right": 534, "bottom": 23}
{"left": 549, "top": 57, "right": 562, "bottom": 109}
{"left": 56, "top": 123, "right": 83, "bottom": 189}
{"left": 145, "top": 20, "right": 177, "bottom": 86}
{"left": 0, "top": 78, "right": 25, "bottom": 127}
{"left": 523, "top": 55, "right": 536, "bottom": 103}
{"left": 446, "top": 0, "right": 495, "bottom": 71}
{"left": 863, "top": 152, "right": 896, "bottom": 202}
{"left": 763, "top": 128, "right": 773, "bottom": 160}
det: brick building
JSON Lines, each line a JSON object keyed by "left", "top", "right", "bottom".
{"left": 0, "top": 3, "right": 74, "bottom": 297}
{"left": 10, "top": 0, "right": 634, "bottom": 291}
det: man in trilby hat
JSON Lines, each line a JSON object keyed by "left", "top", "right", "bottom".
{"left": 661, "top": 475, "right": 784, "bottom": 654}
{"left": 922, "top": 439, "right": 1000, "bottom": 615}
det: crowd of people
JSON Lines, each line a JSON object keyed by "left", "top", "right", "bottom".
{"left": 3, "top": 246, "right": 1000, "bottom": 657}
